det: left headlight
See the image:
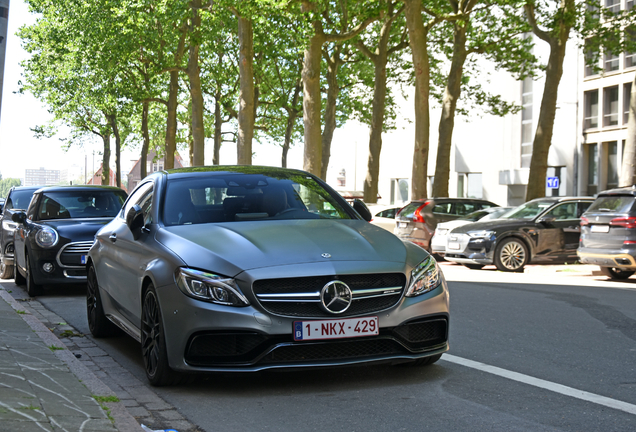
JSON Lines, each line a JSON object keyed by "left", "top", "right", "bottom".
{"left": 35, "top": 226, "right": 59, "bottom": 248}
{"left": 406, "top": 255, "right": 442, "bottom": 297}
{"left": 176, "top": 268, "right": 250, "bottom": 306}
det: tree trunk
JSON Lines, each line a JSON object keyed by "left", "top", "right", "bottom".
{"left": 187, "top": 0, "right": 205, "bottom": 167}
{"left": 101, "top": 134, "right": 111, "bottom": 186}
{"left": 214, "top": 91, "right": 222, "bottom": 165}
{"left": 141, "top": 101, "right": 150, "bottom": 179}
{"left": 302, "top": 19, "right": 326, "bottom": 176}
{"left": 165, "top": 70, "right": 179, "bottom": 170}
{"left": 321, "top": 45, "right": 341, "bottom": 180}
{"left": 525, "top": 38, "right": 568, "bottom": 201}
{"left": 433, "top": 23, "right": 467, "bottom": 198}
{"left": 108, "top": 114, "right": 122, "bottom": 188}
{"left": 620, "top": 74, "right": 636, "bottom": 186}
{"left": 283, "top": 83, "right": 301, "bottom": 168}
{"left": 237, "top": 16, "right": 255, "bottom": 165}
{"left": 404, "top": 0, "right": 433, "bottom": 200}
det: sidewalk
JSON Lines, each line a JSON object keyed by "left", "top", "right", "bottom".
{"left": 0, "top": 288, "right": 142, "bottom": 432}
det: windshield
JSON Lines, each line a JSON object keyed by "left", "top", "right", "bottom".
{"left": 162, "top": 172, "right": 354, "bottom": 226}
{"left": 38, "top": 190, "right": 127, "bottom": 220}
{"left": 501, "top": 200, "right": 554, "bottom": 220}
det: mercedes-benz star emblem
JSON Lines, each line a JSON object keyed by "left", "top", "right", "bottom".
{"left": 320, "top": 281, "right": 353, "bottom": 314}
{"left": 322, "top": 253, "right": 331, "bottom": 258}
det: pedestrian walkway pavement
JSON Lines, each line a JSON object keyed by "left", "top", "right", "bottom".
{"left": 0, "top": 288, "right": 142, "bottom": 432}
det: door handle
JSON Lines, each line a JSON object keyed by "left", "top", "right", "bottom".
{"left": 109, "top": 233, "right": 117, "bottom": 242}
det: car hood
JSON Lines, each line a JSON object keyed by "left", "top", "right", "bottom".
{"left": 158, "top": 219, "right": 408, "bottom": 274}
{"left": 449, "top": 218, "right": 533, "bottom": 234}
{"left": 436, "top": 220, "right": 471, "bottom": 231}
{"left": 41, "top": 218, "right": 114, "bottom": 240}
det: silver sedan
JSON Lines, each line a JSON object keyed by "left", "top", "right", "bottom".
{"left": 87, "top": 166, "right": 449, "bottom": 386}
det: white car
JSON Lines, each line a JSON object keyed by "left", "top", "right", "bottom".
{"left": 367, "top": 204, "right": 402, "bottom": 232}
{"left": 431, "top": 207, "right": 514, "bottom": 256}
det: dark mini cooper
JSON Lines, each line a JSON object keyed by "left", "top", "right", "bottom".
{"left": 444, "top": 197, "right": 593, "bottom": 272}
{"left": 11, "top": 185, "right": 127, "bottom": 296}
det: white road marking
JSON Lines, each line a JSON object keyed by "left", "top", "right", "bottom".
{"left": 443, "top": 354, "right": 636, "bottom": 416}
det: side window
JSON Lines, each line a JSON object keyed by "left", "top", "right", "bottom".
{"left": 479, "top": 203, "right": 495, "bottom": 210}
{"left": 454, "top": 202, "right": 477, "bottom": 216}
{"left": 577, "top": 201, "right": 592, "bottom": 217}
{"left": 122, "top": 182, "right": 153, "bottom": 222}
{"left": 545, "top": 203, "right": 577, "bottom": 220}
{"left": 432, "top": 203, "right": 452, "bottom": 214}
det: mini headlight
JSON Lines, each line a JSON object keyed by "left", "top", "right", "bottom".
{"left": 175, "top": 268, "right": 249, "bottom": 306}
{"left": 406, "top": 255, "right": 442, "bottom": 297}
{"left": 35, "top": 226, "right": 59, "bottom": 248}
{"left": 467, "top": 230, "right": 494, "bottom": 239}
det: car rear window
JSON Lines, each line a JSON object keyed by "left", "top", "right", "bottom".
{"left": 397, "top": 202, "right": 428, "bottom": 220}
{"left": 587, "top": 196, "right": 635, "bottom": 213}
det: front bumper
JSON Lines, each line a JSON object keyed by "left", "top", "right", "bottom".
{"left": 443, "top": 233, "right": 494, "bottom": 265}
{"left": 577, "top": 248, "right": 636, "bottom": 269}
{"left": 158, "top": 269, "right": 450, "bottom": 373}
{"left": 30, "top": 241, "right": 92, "bottom": 285}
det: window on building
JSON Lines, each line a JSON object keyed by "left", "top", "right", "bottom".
{"left": 605, "top": 0, "right": 620, "bottom": 13}
{"left": 457, "top": 173, "right": 483, "bottom": 198}
{"left": 603, "top": 86, "right": 619, "bottom": 126}
{"left": 625, "top": 82, "right": 633, "bottom": 124}
{"left": 521, "top": 77, "right": 533, "bottom": 168}
{"left": 626, "top": 27, "right": 636, "bottom": 68}
{"left": 584, "top": 38, "right": 600, "bottom": 77}
{"left": 584, "top": 90, "right": 599, "bottom": 129}
{"left": 627, "top": 0, "right": 634, "bottom": 9}
{"left": 607, "top": 141, "right": 619, "bottom": 189}
{"left": 587, "top": 144, "right": 598, "bottom": 195}
{"left": 604, "top": 51, "right": 620, "bottom": 72}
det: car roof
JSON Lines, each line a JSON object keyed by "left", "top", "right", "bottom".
{"left": 596, "top": 186, "right": 636, "bottom": 197}
{"left": 34, "top": 185, "right": 126, "bottom": 193}
{"left": 528, "top": 196, "right": 593, "bottom": 203}
{"left": 163, "top": 165, "right": 312, "bottom": 180}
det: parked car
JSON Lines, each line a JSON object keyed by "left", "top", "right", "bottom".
{"left": 86, "top": 166, "right": 450, "bottom": 386}
{"left": 0, "top": 186, "right": 43, "bottom": 279}
{"left": 395, "top": 198, "right": 499, "bottom": 252}
{"left": 367, "top": 204, "right": 402, "bottom": 232}
{"left": 444, "top": 197, "right": 593, "bottom": 271}
{"left": 11, "top": 185, "right": 127, "bottom": 296}
{"left": 430, "top": 206, "right": 514, "bottom": 256}
{"left": 0, "top": 198, "right": 4, "bottom": 213}
{"left": 578, "top": 186, "right": 636, "bottom": 280}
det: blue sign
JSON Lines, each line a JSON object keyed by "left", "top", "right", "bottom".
{"left": 547, "top": 177, "right": 560, "bottom": 189}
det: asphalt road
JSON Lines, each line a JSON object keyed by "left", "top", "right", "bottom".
{"left": 7, "top": 264, "right": 636, "bottom": 432}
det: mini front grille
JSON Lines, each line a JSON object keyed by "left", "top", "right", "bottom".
{"left": 57, "top": 241, "right": 93, "bottom": 267}
{"left": 253, "top": 273, "right": 406, "bottom": 318}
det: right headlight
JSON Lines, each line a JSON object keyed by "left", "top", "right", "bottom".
{"left": 175, "top": 268, "right": 249, "bottom": 306}
{"left": 467, "top": 229, "right": 494, "bottom": 239}
{"left": 406, "top": 255, "right": 442, "bottom": 297}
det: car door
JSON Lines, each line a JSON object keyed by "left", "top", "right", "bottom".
{"left": 97, "top": 182, "right": 154, "bottom": 329}
{"left": 534, "top": 202, "right": 581, "bottom": 260}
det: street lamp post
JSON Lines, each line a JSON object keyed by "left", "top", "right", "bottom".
{"left": 0, "top": 0, "right": 10, "bottom": 122}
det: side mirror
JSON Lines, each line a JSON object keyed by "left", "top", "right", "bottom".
{"left": 352, "top": 199, "right": 372, "bottom": 222}
{"left": 11, "top": 211, "right": 27, "bottom": 224}
{"left": 537, "top": 215, "right": 556, "bottom": 225}
{"left": 126, "top": 205, "right": 145, "bottom": 240}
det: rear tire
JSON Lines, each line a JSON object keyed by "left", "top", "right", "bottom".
{"left": 599, "top": 267, "right": 635, "bottom": 280}
{"left": 87, "top": 264, "right": 120, "bottom": 337}
{"left": 25, "top": 254, "right": 43, "bottom": 297}
{"left": 0, "top": 262, "right": 13, "bottom": 279}
{"left": 494, "top": 238, "right": 528, "bottom": 272}
{"left": 462, "top": 263, "right": 484, "bottom": 270}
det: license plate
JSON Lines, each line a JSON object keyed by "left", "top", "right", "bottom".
{"left": 81, "top": 255, "right": 87, "bottom": 264}
{"left": 398, "top": 222, "right": 407, "bottom": 229}
{"left": 293, "top": 316, "right": 378, "bottom": 341}
{"left": 590, "top": 225, "right": 609, "bottom": 233}
{"left": 448, "top": 242, "right": 460, "bottom": 250}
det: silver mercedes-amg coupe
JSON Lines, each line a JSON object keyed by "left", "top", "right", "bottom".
{"left": 87, "top": 166, "right": 449, "bottom": 386}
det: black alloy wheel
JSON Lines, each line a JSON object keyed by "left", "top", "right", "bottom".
{"left": 599, "top": 267, "right": 635, "bottom": 280}
{"left": 25, "top": 254, "right": 43, "bottom": 297}
{"left": 494, "top": 238, "right": 529, "bottom": 272}
{"left": 141, "top": 285, "right": 185, "bottom": 386}
{"left": 87, "top": 265, "right": 119, "bottom": 337}
{"left": 0, "top": 262, "right": 13, "bottom": 279}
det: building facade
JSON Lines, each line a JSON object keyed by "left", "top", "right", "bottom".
{"left": 24, "top": 167, "right": 60, "bottom": 186}
{"left": 126, "top": 150, "right": 185, "bottom": 192}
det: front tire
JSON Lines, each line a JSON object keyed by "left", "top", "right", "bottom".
{"left": 0, "top": 262, "right": 13, "bottom": 279}
{"left": 494, "top": 238, "right": 528, "bottom": 272}
{"left": 141, "top": 284, "right": 182, "bottom": 386}
{"left": 87, "top": 264, "right": 120, "bottom": 337}
{"left": 25, "top": 254, "right": 43, "bottom": 296}
{"left": 599, "top": 267, "right": 635, "bottom": 280}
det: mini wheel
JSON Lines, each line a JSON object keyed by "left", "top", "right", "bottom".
{"left": 25, "top": 254, "right": 43, "bottom": 296}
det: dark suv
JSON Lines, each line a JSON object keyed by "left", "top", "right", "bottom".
{"left": 0, "top": 186, "right": 42, "bottom": 279}
{"left": 395, "top": 198, "right": 498, "bottom": 251}
{"left": 578, "top": 186, "right": 636, "bottom": 280}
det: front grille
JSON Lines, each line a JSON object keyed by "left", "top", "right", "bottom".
{"left": 57, "top": 241, "right": 93, "bottom": 267}
{"left": 261, "top": 338, "right": 405, "bottom": 364}
{"left": 253, "top": 273, "right": 406, "bottom": 318}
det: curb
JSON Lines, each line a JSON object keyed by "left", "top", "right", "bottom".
{"left": 0, "top": 288, "right": 144, "bottom": 432}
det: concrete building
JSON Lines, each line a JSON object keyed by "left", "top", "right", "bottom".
{"left": 24, "top": 167, "right": 60, "bottom": 186}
